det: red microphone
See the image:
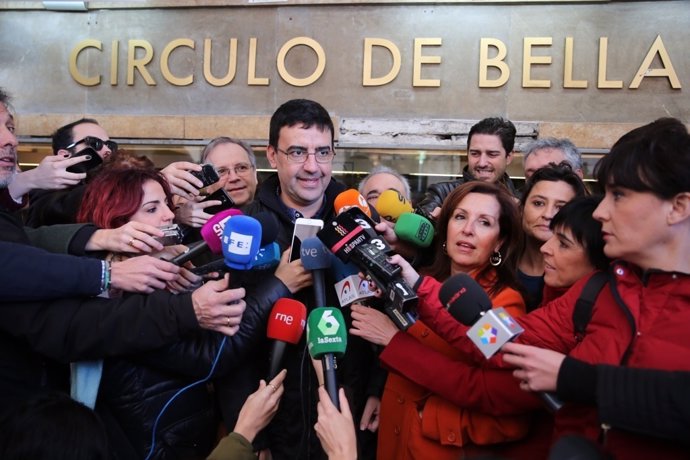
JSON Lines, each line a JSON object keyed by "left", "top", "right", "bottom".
{"left": 267, "top": 298, "right": 307, "bottom": 380}
{"left": 170, "top": 208, "right": 243, "bottom": 265}
{"left": 334, "top": 189, "right": 371, "bottom": 217}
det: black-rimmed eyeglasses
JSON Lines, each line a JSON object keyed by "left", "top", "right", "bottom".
{"left": 65, "top": 136, "right": 118, "bottom": 153}
{"left": 276, "top": 147, "right": 335, "bottom": 164}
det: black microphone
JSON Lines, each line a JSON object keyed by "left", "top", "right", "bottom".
{"left": 439, "top": 273, "right": 563, "bottom": 412}
{"left": 300, "top": 237, "right": 332, "bottom": 308}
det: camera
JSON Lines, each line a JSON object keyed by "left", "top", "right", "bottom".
{"left": 155, "top": 224, "right": 183, "bottom": 246}
{"left": 191, "top": 164, "right": 220, "bottom": 189}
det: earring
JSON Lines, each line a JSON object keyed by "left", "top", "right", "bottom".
{"left": 442, "top": 241, "right": 448, "bottom": 254}
{"left": 490, "top": 251, "right": 502, "bottom": 266}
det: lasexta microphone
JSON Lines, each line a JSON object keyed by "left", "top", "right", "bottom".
{"left": 267, "top": 298, "right": 307, "bottom": 380}
{"left": 170, "top": 208, "right": 242, "bottom": 265}
{"left": 300, "top": 237, "right": 332, "bottom": 308}
{"left": 394, "top": 213, "right": 435, "bottom": 248}
{"left": 375, "top": 189, "right": 413, "bottom": 222}
{"left": 221, "top": 215, "right": 262, "bottom": 270}
{"left": 439, "top": 274, "right": 562, "bottom": 412}
{"left": 307, "top": 307, "right": 347, "bottom": 409}
{"left": 334, "top": 189, "right": 372, "bottom": 217}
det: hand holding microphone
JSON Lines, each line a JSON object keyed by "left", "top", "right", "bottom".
{"left": 170, "top": 208, "right": 243, "bottom": 266}
{"left": 267, "top": 298, "right": 307, "bottom": 380}
{"left": 439, "top": 274, "right": 563, "bottom": 412}
{"left": 307, "top": 307, "right": 347, "bottom": 409}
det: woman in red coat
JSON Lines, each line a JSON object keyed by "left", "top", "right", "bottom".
{"left": 352, "top": 181, "right": 530, "bottom": 459}
{"left": 365, "top": 118, "right": 690, "bottom": 460}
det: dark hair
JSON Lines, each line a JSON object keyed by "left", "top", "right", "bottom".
{"left": 467, "top": 117, "right": 517, "bottom": 155}
{"left": 424, "top": 181, "right": 523, "bottom": 297}
{"left": 51, "top": 118, "right": 100, "bottom": 155}
{"left": 594, "top": 117, "right": 690, "bottom": 199}
{"left": 520, "top": 162, "right": 588, "bottom": 209}
{"left": 77, "top": 166, "right": 173, "bottom": 229}
{"left": 550, "top": 195, "right": 610, "bottom": 271}
{"left": 268, "top": 99, "right": 334, "bottom": 149}
{"left": 0, "top": 392, "right": 108, "bottom": 460}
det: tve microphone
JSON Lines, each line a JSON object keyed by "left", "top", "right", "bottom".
{"left": 375, "top": 189, "right": 413, "bottom": 222}
{"left": 170, "top": 208, "right": 242, "bottom": 265}
{"left": 267, "top": 298, "right": 307, "bottom": 380}
{"left": 300, "top": 237, "right": 332, "bottom": 308}
{"left": 334, "top": 189, "right": 372, "bottom": 217}
{"left": 439, "top": 273, "right": 563, "bottom": 412}
{"left": 221, "top": 215, "right": 262, "bottom": 270}
{"left": 307, "top": 307, "right": 347, "bottom": 409}
{"left": 331, "top": 255, "right": 376, "bottom": 307}
{"left": 394, "top": 213, "right": 435, "bottom": 248}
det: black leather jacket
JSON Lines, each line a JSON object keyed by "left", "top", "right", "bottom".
{"left": 416, "top": 167, "right": 518, "bottom": 218}
{"left": 97, "top": 274, "right": 292, "bottom": 460}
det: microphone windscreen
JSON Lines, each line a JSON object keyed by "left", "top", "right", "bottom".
{"left": 394, "top": 213, "right": 435, "bottom": 248}
{"left": 251, "top": 242, "right": 282, "bottom": 270}
{"left": 300, "top": 237, "right": 332, "bottom": 271}
{"left": 222, "top": 215, "right": 262, "bottom": 269}
{"left": 307, "top": 307, "right": 347, "bottom": 359}
{"left": 267, "top": 298, "right": 307, "bottom": 344}
{"left": 334, "top": 189, "right": 371, "bottom": 217}
{"left": 375, "top": 189, "right": 413, "bottom": 222}
{"left": 201, "top": 208, "right": 243, "bottom": 254}
{"left": 254, "top": 211, "right": 279, "bottom": 246}
{"left": 439, "top": 273, "right": 492, "bottom": 325}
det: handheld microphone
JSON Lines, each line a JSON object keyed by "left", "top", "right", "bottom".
{"left": 249, "top": 212, "right": 281, "bottom": 270}
{"left": 170, "top": 208, "right": 243, "bottom": 265}
{"left": 307, "top": 307, "right": 347, "bottom": 409}
{"left": 300, "top": 237, "right": 332, "bottom": 308}
{"left": 375, "top": 189, "right": 413, "bottom": 222}
{"left": 221, "top": 215, "right": 262, "bottom": 270}
{"left": 318, "top": 208, "right": 417, "bottom": 330}
{"left": 334, "top": 189, "right": 372, "bottom": 217}
{"left": 394, "top": 213, "right": 435, "bottom": 248}
{"left": 331, "top": 255, "right": 376, "bottom": 307}
{"left": 267, "top": 298, "right": 307, "bottom": 380}
{"left": 439, "top": 273, "right": 563, "bottom": 412}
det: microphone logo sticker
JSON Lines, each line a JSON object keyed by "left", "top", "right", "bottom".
{"left": 340, "top": 280, "right": 352, "bottom": 298}
{"left": 477, "top": 324, "right": 498, "bottom": 345}
{"left": 498, "top": 311, "right": 518, "bottom": 330}
{"left": 317, "top": 309, "right": 340, "bottom": 336}
{"left": 224, "top": 232, "right": 253, "bottom": 255}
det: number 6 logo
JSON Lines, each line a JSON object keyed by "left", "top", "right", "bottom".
{"left": 317, "top": 309, "right": 340, "bottom": 336}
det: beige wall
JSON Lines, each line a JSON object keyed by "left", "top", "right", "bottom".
{"left": 1, "top": 1, "right": 687, "bottom": 149}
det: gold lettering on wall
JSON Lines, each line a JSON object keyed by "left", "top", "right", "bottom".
{"left": 629, "top": 35, "right": 681, "bottom": 89}
{"left": 248, "top": 38, "right": 269, "bottom": 86}
{"left": 362, "top": 38, "right": 401, "bottom": 86}
{"left": 597, "top": 37, "right": 623, "bottom": 89}
{"left": 563, "top": 37, "right": 587, "bottom": 88}
{"left": 110, "top": 40, "right": 118, "bottom": 86}
{"left": 161, "top": 38, "right": 195, "bottom": 86}
{"left": 522, "top": 37, "right": 552, "bottom": 88}
{"left": 203, "top": 38, "right": 238, "bottom": 87}
{"left": 479, "top": 38, "right": 509, "bottom": 88}
{"left": 69, "top": 39, "right": 102, "bottom": 86}
{"left": 277, "top": 37, "right": 326, "bottom": 87}
{"left": 127, "top": 40, "right": 156, "bottom": 86}
{"left": 413, "top": 38, "right": 442, "bottom": 87}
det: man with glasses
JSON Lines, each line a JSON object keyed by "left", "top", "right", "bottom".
{"left": 218, "top": 99, "right": 380, "bottom": 460}
{"left": 24, "top": 118, "right": 118, "bottom": 226}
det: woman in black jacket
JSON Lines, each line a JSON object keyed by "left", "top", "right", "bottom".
{"left": 77, "top": 165, "right": 310, "bottom": 459}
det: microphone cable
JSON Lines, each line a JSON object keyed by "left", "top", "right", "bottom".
{"left": 144, "top": 335, "right": 228, "bottom": 460}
